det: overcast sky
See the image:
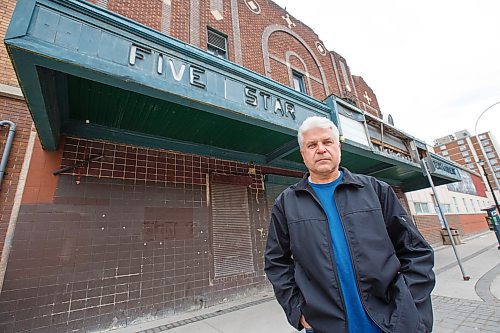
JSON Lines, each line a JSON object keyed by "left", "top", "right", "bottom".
{"left": 272, "top": 0, "right": 500, "bottom": 146}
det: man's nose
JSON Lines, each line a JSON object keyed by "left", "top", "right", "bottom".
{"left": 317, "top": 143, "right": 327, "bottom": 152}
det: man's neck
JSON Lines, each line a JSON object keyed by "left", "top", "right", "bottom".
{"left": 309, "top": 170, "right": 341, "bottom": 184}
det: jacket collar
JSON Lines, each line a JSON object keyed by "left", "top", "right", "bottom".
{"left": 295, "top": 166, "right": 365, "bottom": 191}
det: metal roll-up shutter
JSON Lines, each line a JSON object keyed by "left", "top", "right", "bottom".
{"left": 211, "top": 182, "right": 254, "bottom": 278}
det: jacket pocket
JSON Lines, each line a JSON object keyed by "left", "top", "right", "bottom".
{"left": 392, "top": 273, "right": 421, "bottom": 332}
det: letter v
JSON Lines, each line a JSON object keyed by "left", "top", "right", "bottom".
{"left": 168, "top": 59, "right": 186, "bottom": 81}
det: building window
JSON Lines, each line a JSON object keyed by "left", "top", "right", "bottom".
{"left": 481, "top": 139, "right": 490, "bottom": 146}
{"left": 459, "top": 146, "right": 466, "bottom": 151}
{"left": 442, "top": 150, "right": 449, "bottom": 156}
{"left": 487, "top": 152, "right": 495, "bottom": 159}
{"left": 485, "top": 146, "right": 492, "bottom": 152}
{"left": 494, "top": 165, "right": 500, "bottom": 172}
{"left": 496, "top": 172, "right": 500, "bottom": 179}
{"left": 461, "top": 151, "right": 469, "bottom": 157}
{"left": 438, "top": 204, "right": 451, "bottom": 214}
{"left": 440, "top": 145, "right": 447, "bottom": 151}
{"left": 457, "top": 139, "right": 464, "bottom": 145}
{"left": 292, "top": 70, "right": 306, "bottom": 93}
{"left": 207, "top": 28, "right": 227, "bottom": 59}
{"left": 452, "top": 197, "right": 459, "bottom": 213}
{"left": 462, "top": 198, "right": 469, "bottom": 212}
{"left": 464, "top": 157, "right": 472, "bottom": 163}
{"left": 467, "top": 163, "right": 475, "bottom": 170}
{"left": 414, "top": 202, "right": 431, "bottom": 214}
{"left": 479, "top": 134, "right": 487, "bottom": 140}
{"left": 491, "top": 159, "right": 498, "bottom": 165}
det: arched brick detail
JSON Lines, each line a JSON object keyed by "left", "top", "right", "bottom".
{"left": 261, "top": 24, "right": 330, "bottom": 96}
{"left": 285, "top": 50, "right": 313, "bottom": 96}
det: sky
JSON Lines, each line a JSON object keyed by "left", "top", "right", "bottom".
{"left": 272, "top": 0, "right": 500, "bottom": 146}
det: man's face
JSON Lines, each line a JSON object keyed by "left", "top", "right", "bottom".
{"left": 300, "top": 127, "right": 341, "bottom": 180}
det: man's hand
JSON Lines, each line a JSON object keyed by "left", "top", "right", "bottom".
{"left": 300, "top": 315, "right": 312, "bottom": 329}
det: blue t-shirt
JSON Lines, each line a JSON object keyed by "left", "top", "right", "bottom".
{"left": 309, "top": 172, "right": 380, "bottom": 333}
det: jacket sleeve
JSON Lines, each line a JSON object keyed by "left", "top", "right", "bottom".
{"left": 379, "top": 182, "right": 436, "bottom": 332}
{"left": 264, "top": 196, "right": 304, "bottom": 331}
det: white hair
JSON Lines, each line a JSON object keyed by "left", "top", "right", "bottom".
{"left": 298, "top": 116, "right": 340, "bottom": 148}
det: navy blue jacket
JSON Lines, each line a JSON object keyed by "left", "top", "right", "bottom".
{"left": 264, "top": 168, "right": 435, "bottom": 333}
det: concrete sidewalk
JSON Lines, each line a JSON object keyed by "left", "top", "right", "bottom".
{"left": 111, "top": 232, "right": 500, "bottom": 333}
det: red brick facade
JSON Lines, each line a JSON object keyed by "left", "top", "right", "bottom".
{"left": 0, "top": 96, "right": 33, "bottom": 256}
{"left": 414, "top": 213, "right": 489, "bottom": 245}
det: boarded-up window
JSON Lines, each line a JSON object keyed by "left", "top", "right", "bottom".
{"left": 211, "top": 181, "right": 254, "bottom": 278}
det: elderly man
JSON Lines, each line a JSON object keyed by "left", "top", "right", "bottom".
{"left": 265, "top": 116, "right": 435, "bottom": 333}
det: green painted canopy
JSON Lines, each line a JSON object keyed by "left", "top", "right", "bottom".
{"left": 5, "top": 0, "right": 462, "bottom": 191}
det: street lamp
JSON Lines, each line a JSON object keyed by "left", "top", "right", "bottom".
{"left": 478, "top": 160, "right": 500, "bottom": 249}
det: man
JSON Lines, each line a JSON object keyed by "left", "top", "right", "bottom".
{"left": 265, "top": 116, "right": 435, "bottom": 333}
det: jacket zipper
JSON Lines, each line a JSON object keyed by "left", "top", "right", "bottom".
{"left": 304, "top": 186, "right": 349, "bottom": 333}
{"left": 333, "top": 185, "right": 390, "bottom": 333}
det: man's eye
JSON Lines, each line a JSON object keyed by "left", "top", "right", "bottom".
{"left": 308, "top": 144, "right": 316, "bottom": 149}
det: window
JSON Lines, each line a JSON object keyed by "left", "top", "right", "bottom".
{"left": 481, "top": 139, "right": 490, "bottom": 146}
{"left": 462, "top": 198, "right": 469, "bottom": 212}
{"left": 442, "top": 150, "right": 449, "bottom": 156}
{"left": 471, "top": 199, "right": 477, "bottom": 212}
{"left": 292, "top": 71, "right": 306, "bottom": 93}
{"left": 485, "top": 146, "right": 493, "bottom": 153}
{"left": 438, "top": 204, "right": 451, "bottom": 214}
{"left": 494, "top": 165, "right": 500, "bottom": 172}
{"left": 459, "top": 146, "right": 467, "bottom": 152}
{"left": 461, "top": 151, "right": 469, "bottom": 157}
{"left": 440, "top": 145, "right": 447, "bottom": 151}
{"left": 207, "top": 28, "right": 227, "bottom": 59}
{"left": 414, "top": 202, "right": 431, "bottom": 214}
{"left": 464, "top": 157, "right": 472, "bottom": 163}
{"left": 479, "top": 134, "right": 487, "bottom": 140}
{"left": 487, "top": 152, "right": 495, "bottom": 159}
{"left": 491, "top": 159, "right": 498, "bottom": 165}
{"left": 467, "top": 163, "right": 475, "bottom": 170}
{"left": 453, "top": 197, "right": 459, "bottom": 213}
{"left": 496, "top": 172, "right": 500, "bottom": 179}
{"left": 457, "top": 139, "right": 464, "bottom": 145}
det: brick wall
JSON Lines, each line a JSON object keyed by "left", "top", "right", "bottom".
{"left": 0, "top": 137, "right": 302, "bottom": 332}
{"left": 107, "top": 0, "right": 163, "bottom": 31}
{"left": 446, "top": 213, "right": 489, "bottom": 236}
{"left": 414, "top": 213, "right": 490, "bottom": 246}
{"left": 413, "top": 215, "right": 443, "bottom": 245}
{"left": 353, "top": 75, "right": 381, "bottom": 117}
{"left": 0, "top": 0, "right": 18, "bottom": 87}
{"left": 0, "top": 96, "right": 32, "bottom": 258}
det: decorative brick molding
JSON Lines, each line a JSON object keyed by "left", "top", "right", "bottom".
{"left": 230, "top": 0, "right": 243, "bottom": 64}
{"left": 189, "top": 0, "right": 201, "bottom": 46}
{"left": 261, "top": 24, "right": 330, "bottom": 96}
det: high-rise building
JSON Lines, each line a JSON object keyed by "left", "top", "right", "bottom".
{"left": 434, "top": 130, "right": 500, "bottom": 192}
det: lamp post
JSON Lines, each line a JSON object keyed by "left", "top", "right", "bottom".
{"left": 478, "top": 160, "right": 500, "bottom": 249}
